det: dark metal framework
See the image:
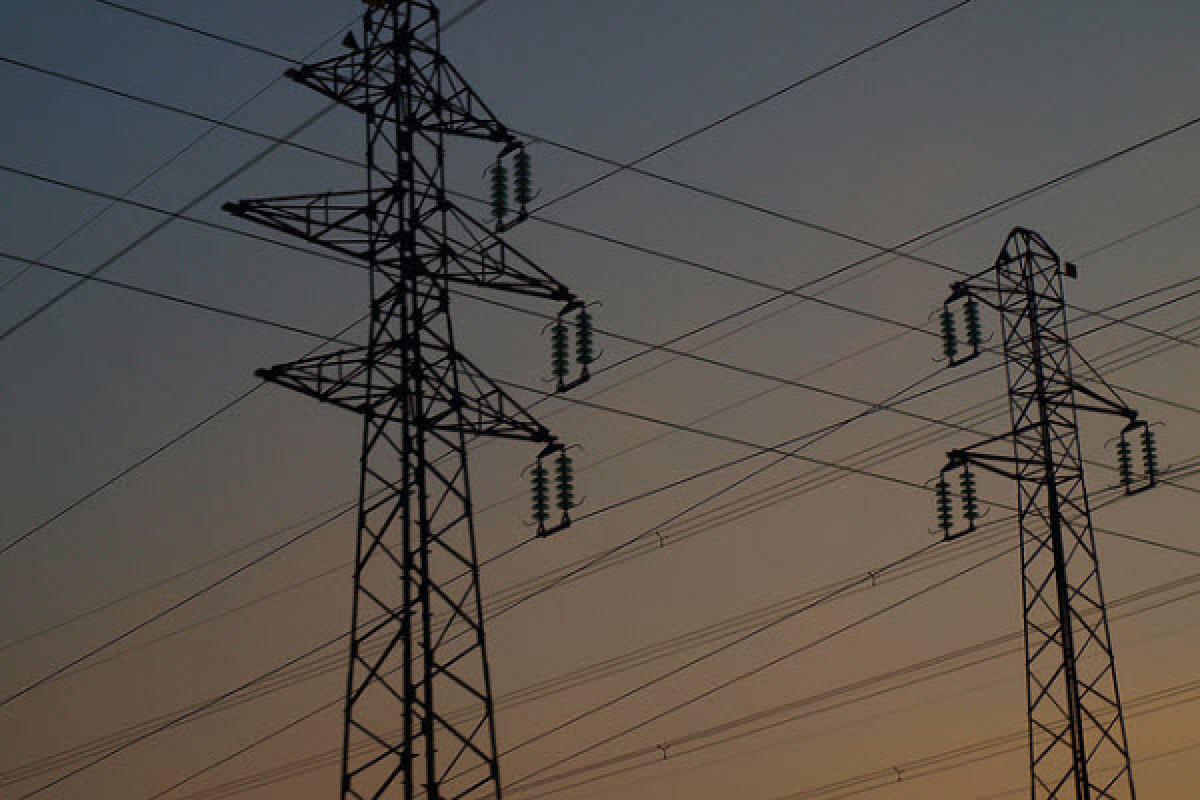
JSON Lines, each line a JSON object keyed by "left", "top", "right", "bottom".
{"left": 225, "top": 3, "right": 582, "bottom": 798}
{"left": 940, "top": 228, "right": 1145, "bottom": 800}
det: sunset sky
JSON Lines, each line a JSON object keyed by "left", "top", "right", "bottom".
{"left": 2, "top": 1, "right": 1199, "bottom": 798}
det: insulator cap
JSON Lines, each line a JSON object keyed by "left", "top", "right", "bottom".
{"left": 960, "top": 468, "right": 979, "bottom": 522}
{"left": 513, "top": 149, "right": 533, "bottom": 207}
{"left": 935, "top": 477, "right": 953, "bottom": 533}
{"left": 963, "top": 298, "right": 983, "bottom": 350}
{"left": 551, "top": 321, "right": 570, "bottom": 381}
{"left": 555, "top": 452, "right": 576, "bottom": 511}
{"left": 1116, "top": 438, "right": 1134, "bottom": 487}
{"left": 531, "top": 462, "right": 550, "bottom": 525}
{"left": 940, "top": 308, "right": 958, "bottom": 361}
{"left": 1141, "top": 428, "right": 1159, "bottom": 480}
{"left": 575, "top": 308, "right": 595, "bottom": 367}
{"left": 490, "top": 161, "right": 509, "bottom": 222}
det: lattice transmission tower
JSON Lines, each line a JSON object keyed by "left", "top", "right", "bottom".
{"left": 934, "top": 228, "right": 1160, "bottom": 800}
{"left": 224, "top": 2, "right": 592, "bottom": 797}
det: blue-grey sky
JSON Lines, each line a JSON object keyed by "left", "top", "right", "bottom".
{"left": 2, "top": 1, "right": 1199, "bottom": 798}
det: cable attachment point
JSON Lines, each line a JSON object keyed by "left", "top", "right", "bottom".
{"left": 488, "top": 156, "right": 509, "bottom": 228}
{"left": 934, "top": 452, "right": 984, "bottom": 541}
{"left": 526, "top": 442, "right": 579, "bottom": 538}
{"left": 1115, "top": 419, "right": 1160, "bottom": 496}
{"left": 490, "top": 141, "right": 537, "bottom": 232}
{"left": 545, "top": 301, "right": 598, "bottom": 393}
{"left": 938, "top": 283, "right": 986, "bottom": 367}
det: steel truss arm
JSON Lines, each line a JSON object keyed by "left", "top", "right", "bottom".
{"left": 224, "top": 189, "right": 575, "bottom": 303}
{"left": 256, "top": 338, "right": 555, "bottom": 444}
{"left": 287, "top": 40, "right": 513, "bottom": 143}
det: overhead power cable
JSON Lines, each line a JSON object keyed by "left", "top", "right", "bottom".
{"left": 4, "top": 226, "right": 1195, "bottom": 695}
{"left": 0, "top": 493, "right": 356, "bottom": 655}
{"left": 0, "top": 1, "right": 489, "bottom": 556}
{"left": 28, "top": 454, "right": 1187, "bottom": 800}
{"left": 90, "top": 560, "right": 1200, "bottom": 800}
{"left": 503, "top": 545, "right": 1012, "bottom": 790}
{"left": 91, "top": 0, "right": 492, "bottom": 56}
{"left": 4, "top": 7, "right": 1195, "bottom": 758}
{"left": 523, "top": 0, "right": 978, "bottom": 211}
{"left": 6, "top": 515, "right": 1009, "bottom": 792}
{"left": 0, "top": 504, "right": 355, "bottom": 712}
{"left": 1, "top": 2, "right": 1193, "bottom": 584}
{"left": 0, "top": 105, "right": 339, "bottom": 344}
{"left": 3, "top": 245, "right": 1196, "bottom": 696}
{"left": 0, "top": 30, "right": 1195, "bottom": 567}
{"left": 16, "top": 300, "right": 1195, "bottom": 722}
{"left": 0, "top": 17, "right": 356, "bottom": 297}
{"left": 5, "top": 149, "right": 1199, "bottom": 441}
{"left": 2, "top": 7, "right": 1190, "bottom": 796}
{"left": 5, "top": 48, "right": 1197, "bottom": 354}
{"left": 5, "top": 157, "right": 1197, "bottom": 433}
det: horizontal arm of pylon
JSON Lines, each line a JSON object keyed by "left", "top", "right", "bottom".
{"left": 223, "top": 190, "right": 381, "bottom": 265}
{"left": 258, "top": 338, "right": 555, "bottom": 444}
{"left": 439, "top": 202, "right": 575, "bottom": 303}
{"left": 286, "top": 38, "right": 513, "bottom": 144}
{"left": 225, "top": 188, "right": 576, "bottom": 303}
{"left": 1065, "top": 378, "right": 1139, "bottom": 424}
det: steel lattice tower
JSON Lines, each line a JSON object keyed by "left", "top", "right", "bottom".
{"left": 224, "top": 2, "right": 586, "bottom": 797}
{"left": 937, "top": 228, "right": 1158, "bottom": 799}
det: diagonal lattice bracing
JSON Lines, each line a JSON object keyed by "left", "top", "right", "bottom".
{"left": 226, "top": 3, "right": 585, "bottom": 798}
{"left": 937, "top": 228, "right": 1140, "bottom": 799}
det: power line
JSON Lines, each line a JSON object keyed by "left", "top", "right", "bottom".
{"left": 137, "top": 565, "right": 1200, "bottom": 800}
{"left": 7, "top": 4, "right": 1190, "bottom": 796}
{"left": 0, "top": 504, "right": 355, "bottom": 712}
{"left": 0, "top": 39, "right": 325, "bottom": 296}
{"left": 4, "top": 247, "right": 1195, "bottom": 690}
{"left": 28, "top": 439, "right": 1188, "bottom": 799}
{"left": 505, "top": 545, "right": 1013, "bottom": 790}
{"left": 91, "top": 1, "right": 303, "bottom": 64}
{"left": 508, "top": 580, "right": 1200, "bottom": 800}
{"left": 6, "top": 157, "right": 1197, "bottom": 435}
{"left": 525, "top": 0, "right": 978, "bottom": 212}
{"left": 0, "top": 494, "right": 355, "bottom": 655}
{"left": 0, "top": 1, "right": 492, "bottom": 558}
{"left": 0, "top": 43, "right": 1194, "bottom": 572}
{"left": 7, "top": 50, "right": 1197, "bottom": 357}
{"left": 0, "top": 104, "right": 339, "bottom": 344}
{"left": 4, "top": 516, "right": 1007, "bottom": 791}
{"left": 92, "top": 0, "right": 1195, "bottom": 356}
{"left": 7, "top": 0, "right": 1190, "bottom": 714}
{"left": 13, "top": 305, "right": 1181, "bottom": 724}
{"left": 4, "top": 226, "right": 1195, "bottom": 700}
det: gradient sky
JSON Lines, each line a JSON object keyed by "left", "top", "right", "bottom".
{"left": 2, "top": 1, "right": 1199, "bottom": 798}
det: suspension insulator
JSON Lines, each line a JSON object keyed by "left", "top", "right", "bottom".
{"left": 531, "top": 461, "right": 550, "bottom": 527}
{"left": 935, "top": 476, "right": 953, "bottom": 535}
{"left": 513, "top": 148, "right": 533, "bottom": 209}
{"left": 551, "top": 320, "right": 570, "bottom": 382}
{"left": 1141, "top": 427, "right": 1159, "bottom": 481}
{"left": 960, "top": 468, "right": 979, "bottom": 524}
{"left": 1117, "top": 438, "right": 1134, "bottom": 488}
{"left": 940, "top": 307, "right": 958, "bottom": 361}
{"left": 963, "top": 297, "right": 983, "bottom": 351}
{"left": 490, "top": 160, "right": 509, "bottom": 223}
{"left": 575, "top": 307, "right": 595, "bottom": 367}
{"left": 555, "top": 451, "right": 575, "bottom": 512}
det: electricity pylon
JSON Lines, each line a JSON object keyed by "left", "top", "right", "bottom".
{"left": 934, "top": 228, "right": 1159, "bottom": 799}
{"left": 224, "top": 2, "right": 590, "bottom": 798}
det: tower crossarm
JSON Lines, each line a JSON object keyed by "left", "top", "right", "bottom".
{"left": 257, "top": 337, "right": 555, "bottom": 445}
{"left": 225, "top": 189, "right": 576, "bottom": 304}
{"left": 287, "top": 35, "right": 514, "bottom": 145}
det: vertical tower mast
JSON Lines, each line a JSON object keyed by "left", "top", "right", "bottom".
{"left": 224, "top": 3, "right": 590, "bottom": 798}
{"left": 936, "top": 228, "right": 1156, "bottom": 799}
